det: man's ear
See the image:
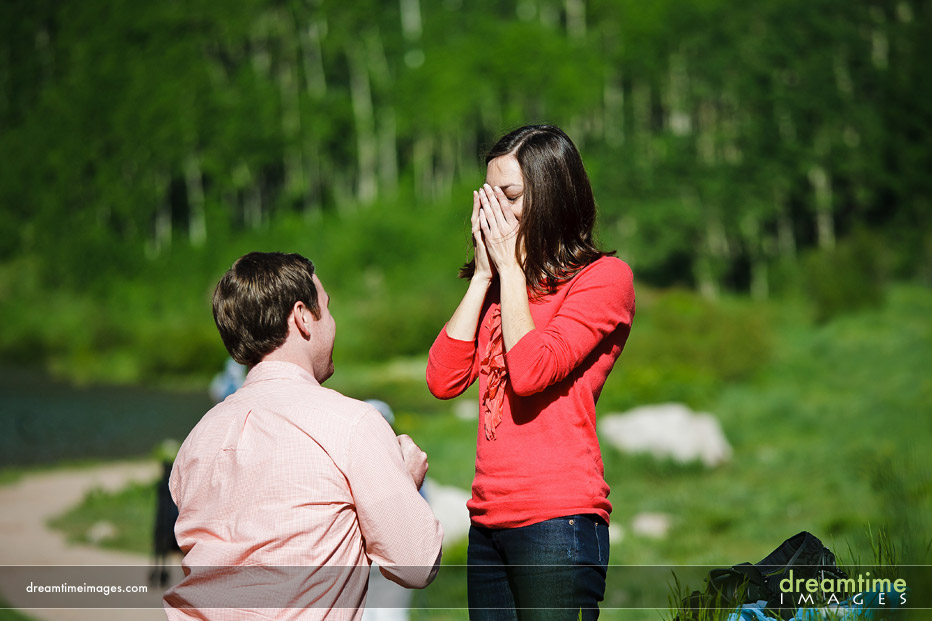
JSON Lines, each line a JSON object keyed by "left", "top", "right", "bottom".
{"left": 293, "top": 301, "right": 313, "bottom": 339}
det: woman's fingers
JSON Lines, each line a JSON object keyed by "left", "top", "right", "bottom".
{"left": 483, "top": 184, "right": 510, "bottom": 231}
{"left": 478, "top": 187, "right": 498, "bottom": 237}
{"left": 471, "top": 190, "right": 482, "bottom": 240}
{"left": 479, "top": 204, "right": 491, "bottom": 236}
{"left": 493, "top": 186, "right": 519, "bottom": 227}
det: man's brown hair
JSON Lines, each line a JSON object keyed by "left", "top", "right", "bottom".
{"left": 212, "top": 252, "right": 320, "bottom": 367}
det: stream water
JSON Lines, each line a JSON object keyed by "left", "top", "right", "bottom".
{"left": 0, "top": 367, "right": 211, "bottom": 467}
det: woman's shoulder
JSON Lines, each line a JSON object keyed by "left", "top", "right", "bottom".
{"left": 573, "top": 255, "right": 633, "bottom": 285}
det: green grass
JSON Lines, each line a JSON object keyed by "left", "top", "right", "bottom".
{"left": 41, "top": 282, "right": 932, "bottom": 614}
{"left": 47, "top": 480, "right": 158, "bottom": 557}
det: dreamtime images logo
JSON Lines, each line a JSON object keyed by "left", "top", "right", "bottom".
{"left": 777, "top": 570, "right": 908, "bottom": 607}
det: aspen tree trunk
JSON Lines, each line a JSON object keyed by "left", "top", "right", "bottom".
{"left": 631, "top": 80, "right": 652, "bottom": 162}
{"left": 299, "top": 18, "right": 327, "bottom": 212}
{"left": 378, "top": 107, "right": 398, "bottom": 195}
{"left": 603, "top": 71, "right": 624, "bottom": 145}
{"left": 35, "top": 26, "right": 54, "bottom": 85}
{"left": 808, "top": 164, "right": 835, "bottom": 250}
{"left": 399, "top": 0, "right": 422, "bottom": 42}
{"left": 870, "top": 6, "right": 889, "bottom": 70}
{"left": 248, "top": 17, "right": 272, "bottom": 221}
{"left": 702, "top": 215, "right": 729, "bottom": 300}
{"left": 741, "top": 211, "right": 769, "bottom": 300}
{"left": 721, "top": 95, "right": 742, "bottom": 165}
{"left": 565, "top": 0, "right": 586, "bottom": 39}
{"left": 365, "top": 30, "right": 399, "bottom": 196}
{"left": 413, "top": 134, "right": 433, "bottom": 200}
{"left": 278, "top": 22, "right": 308, "bottom": 211}
{"left": 347, "top": 45, "right": 378, "bottom": 204}
{"left": 666, "top": 52, "right": 691, "bottom": 136}
{"left": 437, "top": 134, "right": 456, "bottom": 197}
{"left": 300, "top": 20, "right": 327, "bottom": 97}
{"left": 147, "top": 172, "right": 172, "bottom": 258}
{"left": 234, "top": 163, "right": 262, "bottom": 229}
{"left": 774, "top": 185, "right": 796, "bottom": 260}
{"left": 539, "top": 1, "right": 559, "bottom": 28}
{"left": 693, "top": 100, "right": 729, "bottom": 299}
{"left": 458, "top": 132, "right": 477, "bottom": 182}
{"left": 184, "top": 153, "right": 207, "bottom": 246}
{"left": 697, "top": 100, "right": 717, "bottom": 165}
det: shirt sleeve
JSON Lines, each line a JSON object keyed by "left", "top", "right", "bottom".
{"left": 425, "top": 324, "right": 480, "bottom": 399}
{"left": 347, "top": 409, "right": 443, "bottom": 588}
{"left": 505, "top": 259, "right": 635, "bottom": 396}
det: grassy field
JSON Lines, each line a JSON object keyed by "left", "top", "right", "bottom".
{"left": 38, "top": 283, "right": 932, "bottom": 616}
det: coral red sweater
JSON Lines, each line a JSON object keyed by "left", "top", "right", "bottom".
{"left": 426, "top": 256, "right": 635, "bottom": 528}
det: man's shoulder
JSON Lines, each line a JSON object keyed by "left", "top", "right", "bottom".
{"left": 258, "top": 378, "right": 384, "bottom": 431}
{"left": 305, "top": 384, "right": 379, "bottom": 420}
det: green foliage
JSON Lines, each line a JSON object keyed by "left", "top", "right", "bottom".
{"left": 599, "top": 289, "right": 773, "bottom": 412}
{"left": 802, "top": 229, "right": 890, "bottom": 323}
{"left": 2, "top": 0, "right": 930, "bottom": 301}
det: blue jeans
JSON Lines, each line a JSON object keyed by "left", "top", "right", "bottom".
{"left": 467, "top": 514, "right": 610, "bottom": 621}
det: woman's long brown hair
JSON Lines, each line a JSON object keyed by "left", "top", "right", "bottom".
{"left": 460, "top": 124, "right": 613, "bottom": 295}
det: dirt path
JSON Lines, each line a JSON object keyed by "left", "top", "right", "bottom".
{"left": 0, "top": 461, "right": 173, "bottom": 620}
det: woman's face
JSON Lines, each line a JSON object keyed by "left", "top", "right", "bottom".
{"left": 485, "top": 153, "right": 525, "bottom": 221}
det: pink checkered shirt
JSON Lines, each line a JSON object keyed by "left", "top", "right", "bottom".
{"left": 164, "top": 361, "right": 442, "bottom": 620}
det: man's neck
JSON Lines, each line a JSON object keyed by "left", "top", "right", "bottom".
{"left": 262, "top": 346, "right": 319, "bottom": 382}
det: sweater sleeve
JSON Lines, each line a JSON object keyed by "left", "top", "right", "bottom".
{"left": 505, "top": 258, "right": 635, "bottom": 396}
{"left": 425, "top": 324, "right": 481, "bottom": 399}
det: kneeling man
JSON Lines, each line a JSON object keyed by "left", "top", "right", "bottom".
{"left": 164, "top": 252, "right": 442, "bottom": 620}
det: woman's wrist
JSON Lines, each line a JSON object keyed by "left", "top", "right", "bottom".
{"left": 497, "top": 264, "right": 525, "bottom": 283}
{"left": 471, "top": 273, "right": 493, "bottom": 288}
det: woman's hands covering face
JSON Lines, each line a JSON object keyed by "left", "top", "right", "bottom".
{"left": 471, "top": 189, "right": 495, "bottom": 281}
{"left": 477, "top": 184, "right": 520, "bottom": 273}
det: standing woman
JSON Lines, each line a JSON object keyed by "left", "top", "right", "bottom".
{"left": 426, "top": 125, "right": 636, "bottom": 619}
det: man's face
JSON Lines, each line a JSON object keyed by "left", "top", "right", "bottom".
{"left": 310, "top": 274, "right": 336, "bottom": 382}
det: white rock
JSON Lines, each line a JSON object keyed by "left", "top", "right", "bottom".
{"left": 608, "top": 523, "right": 625, "bottom": 545}
{"left": 599, "top": 403, "right": 732, "bottom": 467}
{"left": 631, "top": 512, "right": 672, "bottom": 539}
{"left": 452, "top": 399, "right": 478, "bottom": 420}
{"left": 86, "top": 520, "right": 117, "bottom": 544}
{"left": 421, "top": 478, "right": 472, "bottom": 545}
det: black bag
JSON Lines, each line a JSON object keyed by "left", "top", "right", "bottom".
{"left": 675, "top": 531, "right": 848, "bottom": 621}
{"left": 755, "top": 531, "right": 848, "bottom": 618}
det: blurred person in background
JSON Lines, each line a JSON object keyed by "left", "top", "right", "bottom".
{"left": 165, "top": 251, "right": 442, "bottom": 619}
{"left": 427, "top": 125, "right": 635, "bottom": 620}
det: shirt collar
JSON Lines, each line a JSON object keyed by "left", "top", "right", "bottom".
{"left": 243, "top": 360, "right": 321, "bottom": 387}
